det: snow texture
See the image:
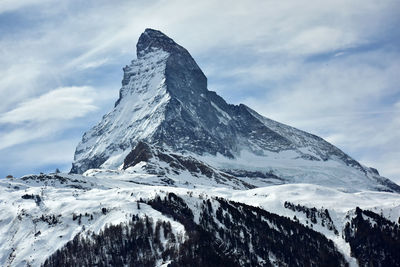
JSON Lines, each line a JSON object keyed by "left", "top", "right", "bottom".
{"left": 1, "top": 173, "right": 399, "bottom": 266}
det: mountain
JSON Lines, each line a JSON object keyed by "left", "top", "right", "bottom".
{"left": 1, "top": 29, "right": 399, "bottom": 267}
{"left": 71, "top": 28, "right": 399, "bottom": 193}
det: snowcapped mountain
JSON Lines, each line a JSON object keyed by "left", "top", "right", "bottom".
{"left": 72, "top": 28, "right": 399, "bottom": 193}
{"left": 1, "top": 29, "right": 399, "bottom": 266}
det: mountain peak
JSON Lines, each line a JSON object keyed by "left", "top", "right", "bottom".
{"left": 70, "top": 28, "right": 400, "bottom": 193}
{"left": 136, "top": 28, "right": 186, "bottom": 58}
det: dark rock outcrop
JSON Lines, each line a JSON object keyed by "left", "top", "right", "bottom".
{"left": 123, "top": 141, "right": 153, "bottom": 169}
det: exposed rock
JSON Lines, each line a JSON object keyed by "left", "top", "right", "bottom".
{"left": 70, "top": 28, "right": 400, "bottom": 193}
{"left": 123, "top": 141, "right": 153, "bottom": 169}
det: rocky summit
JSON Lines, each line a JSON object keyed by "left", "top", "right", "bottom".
{"left": 71, "top": 28, "right": 399, "bottom": 193}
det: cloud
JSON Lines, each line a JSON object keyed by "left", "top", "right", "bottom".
{"left": 0, "top": 60, "right": 45, "bottom": 113}
{"left": 242, "top": 48, "right": 400, "bottom": 121}
{"left": 78, "top": 58, "right": 110, "bottom": 70}
{"left": 0, "top": 138, "right": 79, "bottom": 176}
{"left": 284, "top": 26, "right": 359, "bottom": 55}
{"left": 0, "top": 86, "right": 97, "bottom": 124}
{"left": 0, "top": 123, "right": 58, "bottom": 150}
{"left": 0, "top": 0, "right": 50, "bottom": 14}
{"left": 0, "top": 86, "right": 97, "bottom": 150}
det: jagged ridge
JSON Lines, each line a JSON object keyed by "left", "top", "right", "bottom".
{"left": 70, "top": 28, "right": 400, "bottom": 193}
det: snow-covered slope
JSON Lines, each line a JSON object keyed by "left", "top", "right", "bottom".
{"left": 71, "top": 48, "right": 170, "bottom": 173}
{"left": 1, "top": 174, "right": 399, "bottom": 266}
{"left": 70, "top": 28, "right": 400, "bottom": 193}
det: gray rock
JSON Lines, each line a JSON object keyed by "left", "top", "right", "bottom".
{"left": 70, "top": 28, "right": 400, "bottom": 193}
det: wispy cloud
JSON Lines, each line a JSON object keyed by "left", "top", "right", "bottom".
{"left": 0, "top": 86, "right": 97, "bottom": 124}
{"left": 78, "top": 58, "right": 110, "bottom": 70}
{"left": 284, "top": 26, "right": 360, "bottom": 55}
{"left": 0, "top": 86, "right": 97, "bottom": 150}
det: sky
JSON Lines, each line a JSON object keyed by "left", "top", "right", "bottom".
{"left": 0, "top": 0, "right": 399, "bottom": 184}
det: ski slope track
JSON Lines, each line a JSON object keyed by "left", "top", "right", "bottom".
{"left": 1, "top": 29, "right": 399, "bottom": 266}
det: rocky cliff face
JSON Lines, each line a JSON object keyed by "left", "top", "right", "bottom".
{"left": 71, "top": 28, "right": 400, "bottom": 193}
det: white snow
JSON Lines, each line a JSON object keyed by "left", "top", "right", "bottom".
{"left": 196, "top": 149, "right": 393, "bottom": 192}
{"left": 1, "top": 173, "right": 399, "bottom": 266}
{"left": 73, "top": 49, "right": 171, "bottom": 171}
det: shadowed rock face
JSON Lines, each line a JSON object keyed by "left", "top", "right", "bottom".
{"left": 72, "top": 28, "right": 292, "bottom": 172}
{"left": 70, "top": 28, "right": 400, "bottom": 193}
{"left": 135, "top": 30, "right": 297, "bottom": 157}
{"left": 123, "top": 142, "right": 153, "bottom": 169}
{"left": 136, "top": 29, "right": 189, "bottom": 58}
